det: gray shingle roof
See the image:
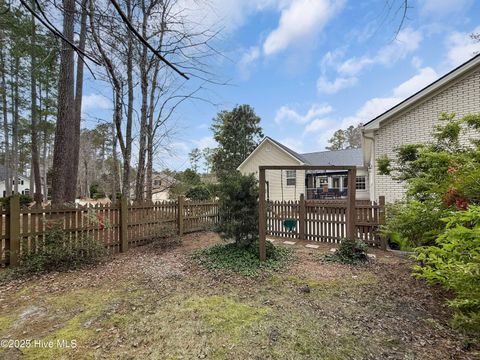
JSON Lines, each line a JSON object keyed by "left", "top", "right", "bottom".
{"left": 300, "top": 148, "right": 363, "bottom": 166}
{"left": 266, "top": 137, "right": 363, "bottom": 167}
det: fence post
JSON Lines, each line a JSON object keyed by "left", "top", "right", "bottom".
{"left": 119, "top": 196, "right": 128, "bottom": 253}
{"left": 177, "top": 196, "right": 184, "bottom": 236}
{"left": 378, "top": 196, "right": 387, "bottom": 250}
{"left": 346, "top": 168, "right": 357, "bottom": 241}
{"left": 298, "top": 193, "right": 305, "bottom": 240}
{"left": 258, "top": 168, "right": 266, "bottom": 261}
{"left": 9, "top": 195, "right": 20, "bottom": 267}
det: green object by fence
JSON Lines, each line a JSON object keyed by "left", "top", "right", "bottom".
{"left": 283, "top": 219, "right": 297, "bottom": 231}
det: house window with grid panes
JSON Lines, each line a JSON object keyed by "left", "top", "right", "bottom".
{"left": 356, "top": 175, "right": 366, "bottom": 190}
{"left": 286, "top": 170, "right": 296, "bottom": 186}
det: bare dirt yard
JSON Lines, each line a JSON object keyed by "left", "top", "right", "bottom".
{"left": 0, "top": 232, "right": 476, "bottom": 359}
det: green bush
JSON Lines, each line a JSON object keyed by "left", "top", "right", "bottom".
{"left": 20, "top": 226, "right": 106, "bottom": 273}
{"left": 186, "top": 185, "right": 211, "bottom": 201}
{"left": 0, "top": 194, "right": 33, "bottom": 207}
{"left": 384, "top": 200, "right": 447, "bottom": 249}
{"left": 217, "top": 173, "right": 259, "bottom": 247}
{"left": 324, "top": 238, "right": 369, "bottom": 265}
{"left": 192, "top": 241, "right": 292, "bottom": 276}
{"left": 414, "top": 206, "right": 480, "bottom": 338}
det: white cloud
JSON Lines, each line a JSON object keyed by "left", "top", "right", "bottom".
{"left": 319, "top": 48, "right": 346, "bottom": 73}
{"left": 237, "top": 46, "right": 260, "bottom": 79}
{"left": 411, "top": 56, "right": 423, "bottom": 69}
{"left": 304, "top": 118, "right": 330, "bottom": 133}
{"left": 393, "top": 67, "right": 439, "bottom": 98}
{"left": 82, "top": 94, "right": 112, "bottom": 111}
{"left": 445, "top": 26, "right": 480, "bottom": 67}
{"left": 193, "top": 136, "right": 217, "bottom": 150}
{"left": 419, "top": 0, "right": 473, "bottom": 17}
{"left": 263, "top": 0, "right": 345, "bottom": 55}
{"left": 317, "top": 76, "right": 357, "bottom": 94}
{"left": 275, "top": 103, "right": 333, "bottom": 124}
{"left": 177, "top": 0, "right": 281, "bottom": 33}
{"left": 278, "top": 137, "right": 305, "bottom": 153}
{"left": 330, "top": 66, "right": 440, "bottom": 137}
{"left": 338, "top": 28, "right": 423, "bottom": 76}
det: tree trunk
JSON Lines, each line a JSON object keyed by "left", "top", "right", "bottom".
{"left": 145, "top": 62, "right": 160, "bottom": 201}
{"left": 0, "top": 37, "right": 11, "bottom": 196}
{"left": 11, "top": 56, "right": 19, "bottom": 194}
{"left": 134, "top": 62, "right": 148, "bottom": 201}
{"left": 123, "top": 0, "right": 133, "bottom": 199}
{"left": 52, "top": 0, "right": 76, "bottom": 205}
{"left": 30, "top": 1, "right": 42, "bottom": 203}
{"left": 65, "top": 0, "right": 88, "bottom": 201}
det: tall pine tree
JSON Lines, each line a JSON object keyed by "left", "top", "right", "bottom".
{"left": 211, "top": 105, "right": 263, "bottom": 178}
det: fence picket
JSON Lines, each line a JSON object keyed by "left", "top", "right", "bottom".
{"left": 266, "top": 199, "right": 383, "bottom": 246}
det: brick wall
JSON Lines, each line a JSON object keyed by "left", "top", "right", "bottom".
{"left": 373, "top": 68, "right": 480, "bottom": 202}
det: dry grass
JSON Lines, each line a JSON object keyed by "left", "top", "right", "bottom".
{"left": 0, "top": 232, "right": 476, "bottom": 359}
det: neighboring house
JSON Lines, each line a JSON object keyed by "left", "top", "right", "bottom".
{"left": 363, "top": 54, "right": 480, "bottom": 203}
{"left": 151, "top": 172, "right": 177, "bottom": 202}
{"left": 237, "top": 137, "right": 369, "bottom": 201}
{"left": 0, "top": 165, "right": 31, "bottom": 197}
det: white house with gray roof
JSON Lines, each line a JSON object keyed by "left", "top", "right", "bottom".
{"left": 0, "top": 165, "right": 31, "bottom": 198}
{"left": 237, "top": 137, "right": 369, "bottom": 201}
{"left": 362, "top": 53, "right": 480, "bottom": 203}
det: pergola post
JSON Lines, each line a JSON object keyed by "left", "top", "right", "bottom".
{"left": 259, "top": 168, "right": 266, "bottom": 261}
{"left": 347, "top": 168, "right": 357, "bottom": 241}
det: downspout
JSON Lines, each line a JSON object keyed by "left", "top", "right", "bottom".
{"left": 362, "top": 130, "right": 376, "bottom": 201}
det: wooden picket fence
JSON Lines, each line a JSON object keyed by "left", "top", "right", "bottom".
{"left": 266, "top": 196, "right": 385, "bottom": 246}
{"left": 0, "top": 196, "right": 219, "bottom": 267}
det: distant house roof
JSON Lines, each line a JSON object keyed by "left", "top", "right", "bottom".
{"left": 364, "top": 53, "right": 480, "bottom": 130}
{"left": 0, "top": 165, "right": 28, "bottom": 182}
{"left": 237, "top": 137, "right": 364, "bottom": 170}
{"left": 300, "top": 148, "right": 363, "bottom": 167}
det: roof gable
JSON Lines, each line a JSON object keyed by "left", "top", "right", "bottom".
{"left": 237, "top": 137, "right": 305, "bottom": 170}
{"left": 237, "top": 137, "right": 364, "bottom": 170}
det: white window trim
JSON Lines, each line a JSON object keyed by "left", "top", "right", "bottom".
{"left": 356, "top": 175, "right": 367, "bottom": 191}
{"left": 286, "top": 170, "right": 296, "bottom": 186}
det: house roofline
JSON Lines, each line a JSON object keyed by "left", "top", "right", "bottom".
{"left": 237, "top": 137, "right": 304, "bottom": 171}
{"left": 363, "top": 53, "right": 480, "bottom": 130}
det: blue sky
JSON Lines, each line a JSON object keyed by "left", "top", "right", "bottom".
{"left": 81, "top": 0, "right": 480, "bottom": 172}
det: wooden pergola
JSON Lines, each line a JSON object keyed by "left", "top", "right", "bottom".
{"left": 258, "top": 165, "right": 357, "bottom": 261}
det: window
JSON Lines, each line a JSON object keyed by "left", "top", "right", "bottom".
{"left": 286, "top": 170, "right": 296, "bottom": 186}
{"left": 356, "top": 176, "right": 366, "bottom": 190}
{"left": 316, "top": 176, "right": 328, "bottom": 186}
{"left": 154, "top": 180, "right": 161, "bottom": 186}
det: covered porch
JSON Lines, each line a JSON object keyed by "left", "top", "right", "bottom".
{"left": 305, "top": 170, "right": 365, "bottom": 200}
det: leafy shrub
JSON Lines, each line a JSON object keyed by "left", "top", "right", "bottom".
{"left": 192, "top": 241, "right": 292, "bottom": 276}
{"left": 186, "top": 185, "right": 211, "bottom": 201}
{"left": 383, "top": 200, "right": 447, "bottom": 249}
{"left": 324, "top": 238, "right": 369, "bottom": 265}
{"left": 0, "top": 194, "right": 33, "bottom": 207}
{"left": 414, "top": 206, "right": 480, "bottom": 337}
{"left": 217, "top": 173, "right": 259, "bottom": 247}
{"left": 20, "top": 226, "right": 106, "bottom": 273}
